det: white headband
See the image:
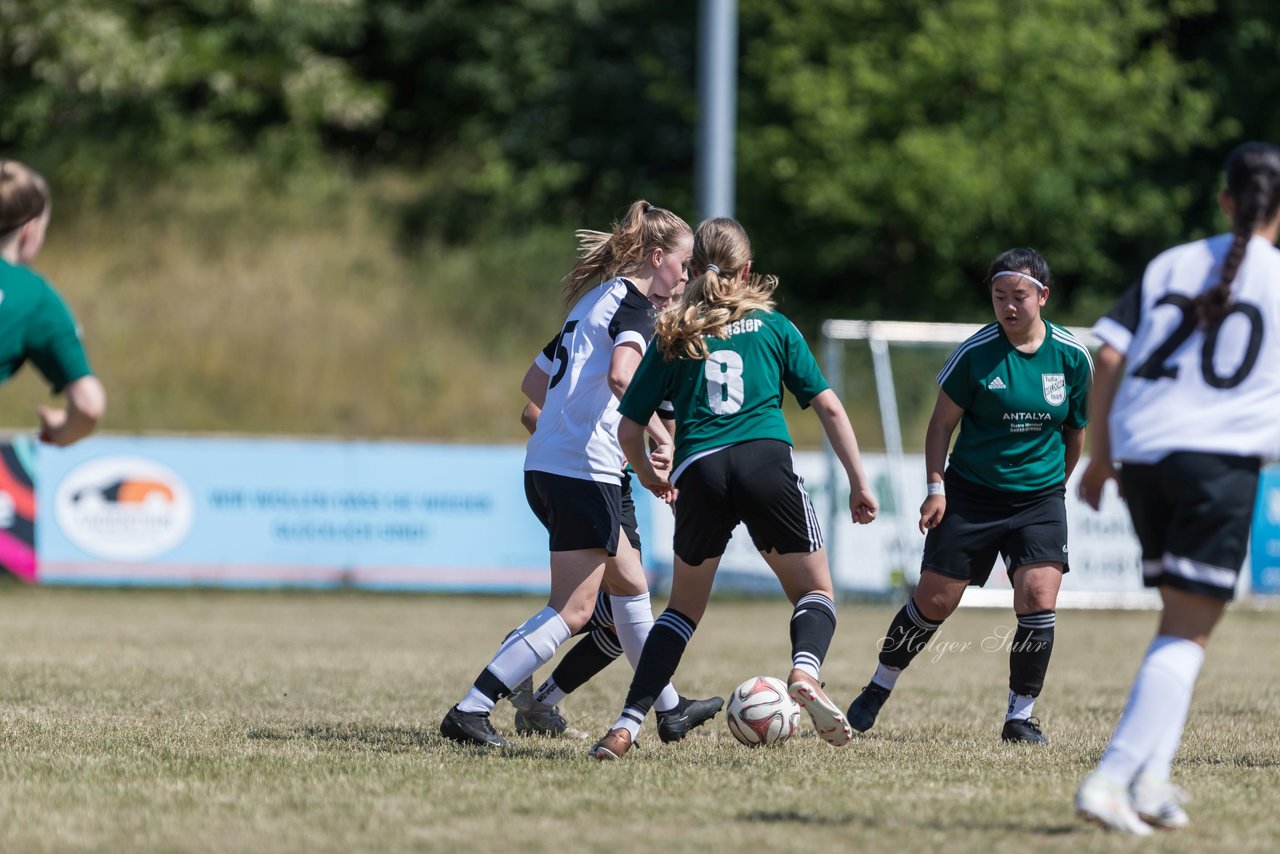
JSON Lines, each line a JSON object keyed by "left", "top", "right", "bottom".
{"left": 992, "top": 270, "right": 1045, "bottom": 290}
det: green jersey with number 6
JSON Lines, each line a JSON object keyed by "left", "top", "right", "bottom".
{"left": 618, "top": 309, "right": 829, "bottom": 479}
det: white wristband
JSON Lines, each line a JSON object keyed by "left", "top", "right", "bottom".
{"left": 927, "top": 481, "right": 945, "bottom": 496}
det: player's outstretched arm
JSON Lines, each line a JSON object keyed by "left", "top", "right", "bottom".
{"left": 810, "top": 389, "right": 877, "bottom": 525}
{"left": 38, "top": 374, "right": 105, "bottom": 447}
{"left": 920, "top": 389, "right": 963, "bottom": 533}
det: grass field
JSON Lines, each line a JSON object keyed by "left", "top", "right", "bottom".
{"left": 1, "top": 586, "right": 1277, "bottom": 852}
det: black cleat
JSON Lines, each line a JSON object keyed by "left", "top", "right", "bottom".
{"left": 656, "top": 695, "right": 724, "bottom": 743}
{"left": 846, "top": 682, "right": 891, "bottom": 733}
{"left": 440, "top": 705, "right": 509, "bottom": 748}
{"left": 1001, "top": 716, "right": 1049, "bottom": 744}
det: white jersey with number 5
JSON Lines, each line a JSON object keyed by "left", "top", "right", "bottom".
{"left": 525, "top": 277, "right": 655, "bottom": 483}
{"left": 1093, "top": 233, "right": 1280, "bottom": 463}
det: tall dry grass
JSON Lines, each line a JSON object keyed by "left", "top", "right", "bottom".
{"left": 0, "top": 168, "right": 909, "bottom": 447}
{"left": 0, "top": 169, "right": 572, "bottom": 441}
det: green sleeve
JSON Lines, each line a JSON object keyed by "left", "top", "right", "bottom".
{"left": 617, "top": 345, "right": 667, "bottom": 424}
{"left": 939, "top": 347, "right": 974, "bottom": 409}
{"left": 26, "top": 285, "right": 91, "bottom": 393}
{"left": 779, "top": 316, "right": 828, "bottom": 408}
{"left": 1065, "top": 351, "right": 1091, "bottom": 429}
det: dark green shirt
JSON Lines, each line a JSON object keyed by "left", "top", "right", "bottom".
{"left": 0, "top": 258, "right": 91, "bottom": 392}
{"left": 939, "top": 321, "right": 1092, "bottom": 491}
{"left": 618, "top": 309, "right": 828, "bottom": 476}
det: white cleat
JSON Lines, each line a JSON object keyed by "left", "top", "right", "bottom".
{"left": 1132, "top": 772, "right": 1190, "bottom": 830}
{"left": 1075, "top": 771, "right": 1154, "bottom": 836}
{"left": 787, "top": 671, "right": 852, "bottom": 747}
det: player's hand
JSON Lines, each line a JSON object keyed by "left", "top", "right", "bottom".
{"left": 1077, "top": 459, "right": 1118, "bottom": 511}
{"left": 850, "top": 487, "right": 878, "bottom": 525}
{"left": 37, "top": 405, "right": 70, "bottom": 446}
{"left": 649, "top": 442, "right": 673, "bottom": 473}
{"left": 919, "top": 494, "right": 946, "bottom": 534}
{"left": 639, "top": 468, "right": 674, "bottom": 502}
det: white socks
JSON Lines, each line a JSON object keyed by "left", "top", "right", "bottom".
{"left": 611, "top": 592, "right": 680, "bottom": 713}
{"left": 1006, "top": 691, "right": 1036, "bottom": 722}
{"left": 871, "top": 663, "right": 902, "bottom": 691}
{"left": 1096, "top": 635, "right": 1205, "bottom": 784}
{"left": 458, "top": 607, "right": 571, "bottom": 714}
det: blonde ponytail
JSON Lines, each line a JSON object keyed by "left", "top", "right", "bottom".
{"left": 562, "top": 200, "right": 691, "bottom": 306}
{"left": 656, "top": 218, "right": 776, "bottom": 361}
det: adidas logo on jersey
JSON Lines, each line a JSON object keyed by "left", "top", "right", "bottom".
{"left": 988, "top": 377, "right": 1007, "bottom": 390}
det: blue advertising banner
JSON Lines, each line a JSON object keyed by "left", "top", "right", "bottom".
{"left": 1251, "top": 468, "right": 1280, "bottom": 595}
{"left": 35, "top": 436, "right": 570, "bottom": 591}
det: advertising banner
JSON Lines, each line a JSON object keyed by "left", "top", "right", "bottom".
{"left": 1250, "top": 469, "right": 1280, "bottom": 595}
{"left": 0, "top": 436, "right": 37, "bottom": 582}
{"left": 20, "top": 435, "right": 1276, "bottom": 602}
{"left": 36, "top": 436, "right": 553, "bottom": 591}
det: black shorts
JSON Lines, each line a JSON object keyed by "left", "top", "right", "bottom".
{"left": 524, "top": 471, "right": 623, "bottom": 555}
{"left": 921, "top": 471, "right": 1069, "bottom": 587}
{"left": 673, "top": 439, "right": 821, "bottom": 566}
{"left": 1119, "top": 452, "right": 1260, "bottom": 602}
{"left": 620, "top": 473, "right": 642, "bottom": 553}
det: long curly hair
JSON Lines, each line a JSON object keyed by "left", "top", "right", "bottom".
{"left": 656, "top": 218, "right": 777, "bottom": 361}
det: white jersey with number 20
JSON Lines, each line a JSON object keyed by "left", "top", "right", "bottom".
{"left": 1093, "top": 233, "right": 1280, "bottom": 464}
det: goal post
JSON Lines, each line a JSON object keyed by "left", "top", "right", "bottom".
{"left": 818, "top": 319, "right": 1171, "bottom": 609}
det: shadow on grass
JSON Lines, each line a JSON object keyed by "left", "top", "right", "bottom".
{"left": 247, "top": 723, "right": 561, "bottom": 757}
{"left": 1181, "top": 754, "right": 1280, "bottom": 768}
{"left": 739, "top": 810, "right": 1082, "bottom": 836}
{"left": 247, "top": 723, "right": 435, "bottom": 752}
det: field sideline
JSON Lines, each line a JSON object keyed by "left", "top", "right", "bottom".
{"left": 0, "top": 587, "right": 1276, "bottom": 852}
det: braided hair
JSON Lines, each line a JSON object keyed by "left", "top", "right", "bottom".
{"left": 1198, "top": 142, "right": 1280, "bottom": 327}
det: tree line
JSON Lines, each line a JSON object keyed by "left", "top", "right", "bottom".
{"left": 4, "top": 0, "right": 1278, "bottom": 322}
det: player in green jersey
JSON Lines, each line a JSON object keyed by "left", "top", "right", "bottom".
{"left": 589, "top": 217, "right": 879, "bottom": 760}
{"left": 0, "top": 161, "right": 105, "bottom": 446}
{"left": 847, "top": 247, "right": 1093, "bottom": 745}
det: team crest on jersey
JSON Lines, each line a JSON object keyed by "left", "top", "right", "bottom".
{"left": 1041, "top": 373, "right": 1066, "bottom": 406}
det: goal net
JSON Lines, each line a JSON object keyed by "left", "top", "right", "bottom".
{"left": 818, "top": 319, "right": 1168, "bottom": 609}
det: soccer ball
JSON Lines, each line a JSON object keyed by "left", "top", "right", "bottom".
{"left": 726, "top": 676, "right": 801, "bottom": 747}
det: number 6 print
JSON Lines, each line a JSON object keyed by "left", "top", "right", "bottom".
{"left": 705, "top": 351, "right": 745, "bottom": 414}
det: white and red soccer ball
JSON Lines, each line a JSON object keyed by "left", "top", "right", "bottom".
{"left": 726, "top": 676, "right": 801, "bottom": 746}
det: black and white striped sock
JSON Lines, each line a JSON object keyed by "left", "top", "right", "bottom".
{"left": 790, "top": 592, "right": 837, "bottom": 681}
{"left": 873, "top": 599, "right": 943, "bottom": 689}
{"left": 1007, "top": 609, "right": 1055, "bottom": 720}
{"left": 615, "top": 608, "right": 697, "bottom": 736}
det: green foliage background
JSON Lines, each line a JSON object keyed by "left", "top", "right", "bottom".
{"left": 1, "top": 0, "right": 1277, "bottom": 440}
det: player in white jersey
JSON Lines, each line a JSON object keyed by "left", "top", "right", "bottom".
{"left": 504, "top": 283, "right": 695, "bottom": 738}
{"left": 441, "top": 201, "right": 720, "bottom": 748}
{"left": 1074, "top": 142, "right": 1280, "bottom": 834}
